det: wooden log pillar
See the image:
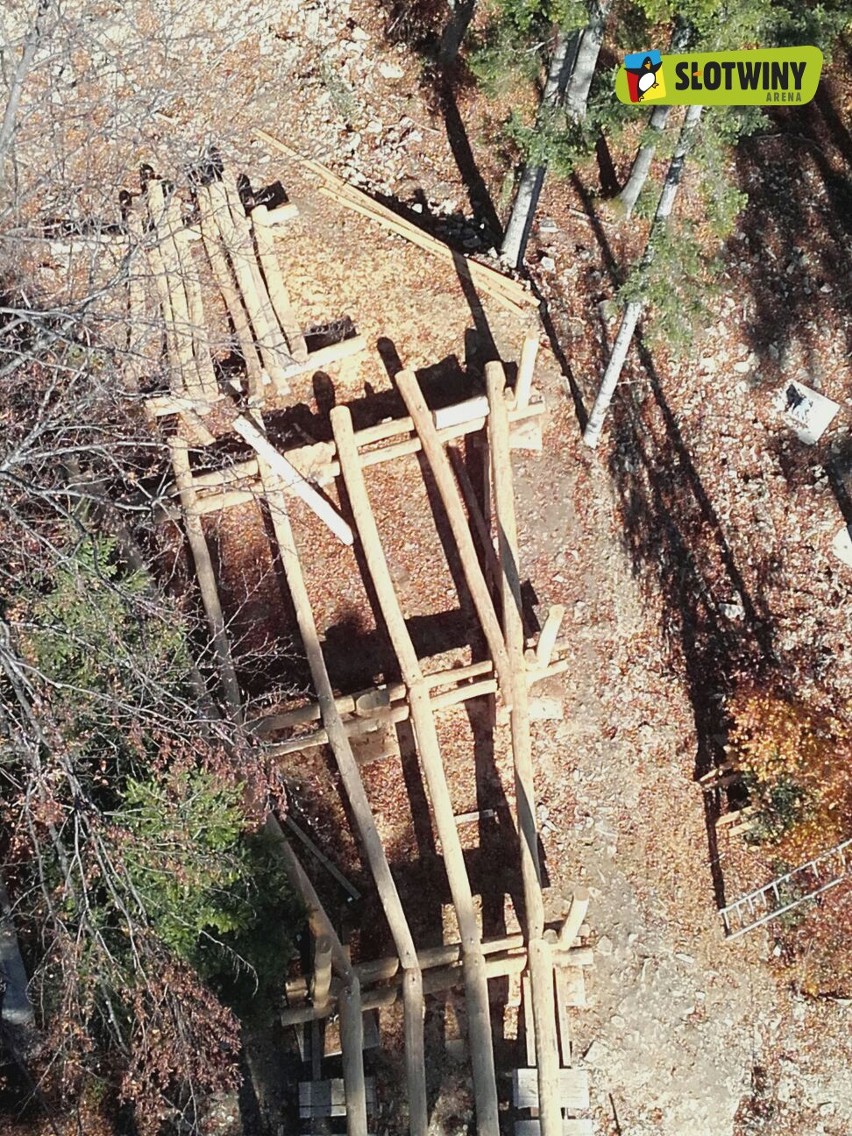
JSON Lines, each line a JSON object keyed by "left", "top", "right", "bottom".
{"left": 339, "top": 978, "right": 369, "bottom": 1136}
{"left": 559, "top": 888, "right": 590, "bottom": 947}
{"left": 196, "top": 184, "right": 265, "bottom": 397}
{"left": 169, "top": 438, "right": 242, "bottom": 723}
{"left": 486, "top": 361, "right": 560, "bottom": 1136}
{"left": 515, "top": 334, "right": 539, "bottom": 409}
{"left": 395, "top": 369, "right": 514, "bottom": 705}
{"left": 251, "top": 203, "right": 308, "bottom": 361}
{"left": 312, "top": 934, "right": 334, "bottom": 1013}
{"left": 331, "top": 405, "right": 499, "bottom": 1136}
{"left": 213, "top": 176, "right": 293, "bottom": 390}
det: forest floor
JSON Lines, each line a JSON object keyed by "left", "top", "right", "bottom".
{"left": 16, "top": 0, "right": 852, "bottom": 1132}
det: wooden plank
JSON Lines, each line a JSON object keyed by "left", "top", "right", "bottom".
{"left": 214, "top": 175, "right": 294, "bottom": 391}
{"left": 169, "top": 438, "right": 242, "bottom": 722}
{"left": 535, "top": 605, "right": 565, "bottom": 670}
{"left": 197, "top": 184, "right": 264, "bottom": 395}
{"left": 251, "top": 203, "right": 308, "bottom": 361}
{"left": 522, "top": 975, "right": 536, "bottom": 1068}
{"left": 395, "top": 369, "right": 514, "bottom": 703}
{"left": 232, "top": 413, "right": 353, "bottom": 544}
{"left": 512, "top": 1068, "right": 590, "bottom": 1113}
{"left": 298, "top": 1078, "right": 377, "bottom": 1117}
{"left": 515, "top": 334, "right": 539, "bottom": 409}
{"left": 331, "top": 403, "right": 500, "bottom": 1136}
{"left": 259, "top": 201, "right": 299, "bottom": 226}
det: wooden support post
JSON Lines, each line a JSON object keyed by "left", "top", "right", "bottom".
{"left": 232, "top": 414, "right": 353, "bottom": 544}
{"left": 535, "top": 605, "right": 565, "bottom": 670}
{"left": 402, "top": 968, "right": 427, "bottom": 1136}
{"left": 312, "top": 935, "right": 334, "bottom": 1013}
{"left": 251, "top": 204, "right": 308, "bottom": 361}
{"left": 515, "top": 334, "right": 539, "bottom": 409}
{"left": 197, "top": 184, "right": 265, "bottom": 396}
{"left": 169, "top": 438, "right": 242, "bottom": 722}
{"left": 339, "top": 978, "right": 369, "bottom": 1136}
{"left": 486, "top": 361, "right": 560, "bottom": 1136}
{"left": 395, "top": 369, "right": 514, "bottom": 705}
{"left": 559, "top": 888, "right": 590, "bottom": 948}
{"left": 331, "top": 405, "right": 499, "bottom": 1136}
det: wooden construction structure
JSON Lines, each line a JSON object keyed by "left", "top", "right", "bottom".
{"left": 126, "top": 154, "right": 593, "bottom": 1136}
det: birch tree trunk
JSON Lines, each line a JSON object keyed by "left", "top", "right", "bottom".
{"left": 583, "top": 104, "right": 704, "bottom": 449}
{"left": 615, "top": 23, "right": 691, "bottom": 217}
{"left": 500, "top": 29, "right": 576, "bottom": 269}
{"left": 563, "top": 0, "right": 611, "bottom": 119}
{"left": 500, "top": 0, "right": 611, "bottom": 268}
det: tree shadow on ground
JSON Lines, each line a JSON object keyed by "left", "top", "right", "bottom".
{"left": 566, "top": 160, "right": 785, "bottom": 906}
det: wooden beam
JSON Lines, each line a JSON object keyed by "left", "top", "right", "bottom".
{"left": 251, "top": 203, "right": 308, "bottom": 361}
{"left": 339, "top": 978, "right": 369, "bottom": 1136}
{"left": 264, "top": 815, "right": 352, "bottom": 977}
{"left": 312, "top": 935, "right": 333, "bottom": 1013}
{"left": 281, "top": 949, "right": 531, "bottom": 1026}
{"left": 535, "top": 605, "right": 565, "bottom": 670}
{"left": 515, "top": 334, "right": 539, "bottom": 410}
{"left": 169, "top": 438, "right": 242, "bottom": 723}
{"left": 262, "top": 658, "right": 569, "bottom": 756}
{"left": 147, "top": 181, "right": 207, "bottom": 399}
{"left": 284, "top": 816, "right": 362, "bottom": 902}
{"left": 197, "top": 184, "right": 265, "bottom": 396}
{"left": 214, "top": 176, "right": 294, "bottom": 391}
{"left": 232, "top": 414, "right": 353, "bottom": 544}
{"left": 395, "top": 369, "right": 514, "bottom": 705}
{"left": 486, "top": 361, "right": 560, "bottom": 1136}
{"left": 558, "top": 888, "right": 590, "bottom": 948}
{"left": 331, "top": 404, "right": 499, "bottom": 1136}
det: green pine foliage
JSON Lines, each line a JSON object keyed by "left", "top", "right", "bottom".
{"left": 619, "top": 227, "right": 720, "bottom": 351}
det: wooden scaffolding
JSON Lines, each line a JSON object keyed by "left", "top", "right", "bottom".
{"left": 126, "top": 155, "right": 594, "bottom": 1136}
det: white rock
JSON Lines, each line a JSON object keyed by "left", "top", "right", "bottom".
{"left": 379, "top": 61, "right": 405, "bottom": 79}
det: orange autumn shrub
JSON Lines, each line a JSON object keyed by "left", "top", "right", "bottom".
{"left": 726, "top": 687, "right": 852, "bottom": 863}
